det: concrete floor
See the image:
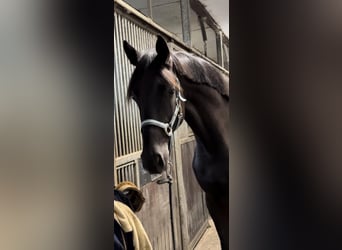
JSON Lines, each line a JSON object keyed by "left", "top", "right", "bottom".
{"left": 194, "top": 219, "right": 221, "bottom": 250}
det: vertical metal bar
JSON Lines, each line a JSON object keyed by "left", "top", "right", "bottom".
{"left": 133, "top": 26, "right": 141, "bottom": 152}
{"left": 128, "top": 164, "right": 131, "bottom": 182}
{"left": 132, "top": 24, "right": 141, "bottom": 151}
{"left": 124, "top": 166, "right": 127, "bottom": 181}
{"left": 123, "top": 18, "right": 131, "bottom": 154}
{"left": 133, "top": 161, "right": 136, "bottom": 185}
{"left": 126, "top": 166, "right": 128, "bottom": 183}
{"left": 127, "top": 21, "right": 135, "bottom": 154}
{"left": 148, "top": 0, "right": 153, "bottom": 19}
{"left": 132, "top": 24, "right": 139, "bottom": 153}
{"left": 198, "top": 16, "right": 207, "bottom": 56}
{"left": 128, "top": 165, "right": 131, "bottom": 182}
{"left": 114, "top": 12, "right": 117, "bottom": 157}
{"left": 216, "top": 30, "right": 224, "bottom": 67}
{"left": 118, "top": 168, "right": 121, "bottom": 183}
{"left": 117, "top": 16, "right": 128, "bottom": 155}
{"left": 136, "top": 25, "right": 143, "bottom": 149}
{"left": 118, "top": 15, "right": 125, "bottom": 155}
{"left": 125, "top": 165, "right": 129, "bottom": 182}
{"left": 113, "top": 12, "right": 119, "bottom": 158}
{"left": 135, "top": 159, "right": 140, "bottom": 187}
{"left": 114, "top": 166, "right": 117, "bottom": 186}
{"left": 124, "top": 166, "right": 127, "bottom": 182}
{"left": 116, "top": 168, "right": 119, "bottom": 183}
{"left": 125, "top": 20, "right": 132, "bottom": 153}
{"left": 114, "top": 13, "right": 124, "bottom": 157}
{"left": 136, "top": 28, "right": 145, "bottom": 150}
{"left": 127, "top": 165, "right": 130, "bottom": 182}
{"left": 180, "top": 0, "right": 191, "bottom": 46}
{"left": 131, "top": 25, "right": 138, "bottom": 152}
{"left": 132, "top": 163, "right": 135, "bottom": 183}
{"left": 125, "top": 19, "right": 133, "bottom": 154}
{"left": 127, "top": 163, "right": 132, "bottom": 182}
{"left": 130, "top": 22, "right": 136, "bottom": 153}
{"left": 129, "top": 163, "right": 134, "bottom": 184}
{"left": 129, "top": 163, "right": 132, "bottom": 182}
{"left": 142, "top": 27, "right": 147, "bottom": 49}
{"left": 119, "top": 17, "right": 130, "bottom": 155}
{"left": 114, "top": 13, "right": 118, "bottom": 159}
{"left": 125, "top": 165, "right": 128, "bottom": 182}
{"left": 118, "top": 167, "right": 121, "bottom": 183}
{"left": 223, "top": 42, "right": 229, "bottom": 69}
{"left": 116, "top": 15, "right": 124, "bottom": 156}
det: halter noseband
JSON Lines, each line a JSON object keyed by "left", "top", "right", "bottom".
{"left": 140, "top": 78, "right": 186, "bottom": 137}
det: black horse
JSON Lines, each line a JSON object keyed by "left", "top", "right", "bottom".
{"left": 123, "top": 36, "right": 229, "bottom": 249}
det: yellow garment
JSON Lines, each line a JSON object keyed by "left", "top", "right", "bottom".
{"left": 114, "top": 200, "right": 152, "bottom": 250}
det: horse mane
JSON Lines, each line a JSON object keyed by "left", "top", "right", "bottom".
{"left": 171, "top": 51, "right": 229, "bottom": 100}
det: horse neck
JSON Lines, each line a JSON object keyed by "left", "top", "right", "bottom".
{"left": 180, "top": 78, "right": 229, "bottom": 156}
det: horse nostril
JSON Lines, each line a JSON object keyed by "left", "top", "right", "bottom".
{"left": 152, "top": 153, "right": 164, "bottom": 168}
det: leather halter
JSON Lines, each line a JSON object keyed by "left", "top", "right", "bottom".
{"left": 140, "top": 75, "right": 184, "bottom": 250}
{"left": 140, "top": 78, "right": 186, "bottom": 137}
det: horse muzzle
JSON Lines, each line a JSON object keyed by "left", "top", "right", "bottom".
{"left": 141, "top": 145, "right": 169, "bottom": 174}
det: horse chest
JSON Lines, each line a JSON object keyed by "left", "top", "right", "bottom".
{"left": 192, "top": 140, "right": 228, "bottom": 194}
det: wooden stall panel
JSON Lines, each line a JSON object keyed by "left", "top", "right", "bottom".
{"left": 181, "top": 139, "right": 209, "bottom": 247}
{"left": 136, "top": 182, "right": 173, "bottom": 250}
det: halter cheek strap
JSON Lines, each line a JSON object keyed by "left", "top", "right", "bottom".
{"left": 141, "top": 91, "right": 186, "bottom": 137}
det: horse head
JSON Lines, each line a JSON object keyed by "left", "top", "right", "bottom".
{"left": 123, "top": 36, "right": 185, "bottom": 174}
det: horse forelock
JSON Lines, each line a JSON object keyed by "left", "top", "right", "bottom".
{"left": 161, "top": 68, "right": 182, "bottom": 91}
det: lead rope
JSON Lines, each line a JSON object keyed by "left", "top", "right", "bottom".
{"left": 156, "top": 137, "right": 176, "bottom": 250}
{"left": 150, "top": 77, "right": 184, "bottom": 250}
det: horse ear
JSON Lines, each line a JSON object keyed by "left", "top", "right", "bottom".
{"left": 123, "top": 40, "right": 139, "bottom": 66}
{"left": 156, "top": 35, "right": 170, "bottom": 64}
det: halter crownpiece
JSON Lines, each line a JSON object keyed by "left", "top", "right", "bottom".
{"left": 174, "top": 77, "right": 187, "bottom": 102}
{"left": 141, "top": 85, "right": 186, "bottom": 137}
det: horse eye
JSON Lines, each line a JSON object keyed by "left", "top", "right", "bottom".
{"left": 168, "top": 88, "right": 175, "bottom": 95}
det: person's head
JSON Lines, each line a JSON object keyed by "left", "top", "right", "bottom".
{"left": 115, "top": 182, "right": 145, "bottom": 212}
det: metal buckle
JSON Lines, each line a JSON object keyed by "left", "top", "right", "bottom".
{"left": 165, "top": 125, "right": 173, "bottom": 137}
